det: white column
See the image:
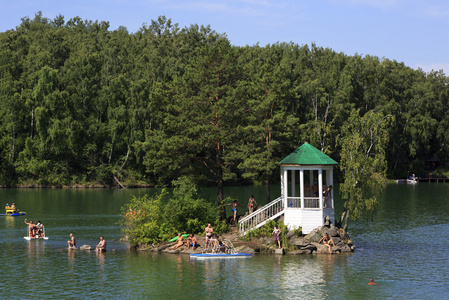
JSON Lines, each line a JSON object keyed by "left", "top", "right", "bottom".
{"left": 291, "top": 170, "right": 296, "bottom": 199}
{"left": 283, "top": 168, "right": 289, "bottom": 208}
{"left": 280, "top": 166, "right": 284, "bottom": 198}
{"left": 330, "top": 168, "right": 334, "bottom": 208}
{"left": 318, "top": 169, "right": 323, "bottom": 209}
{"left": 300, "top": 169, "right": 304, "bottom": 209}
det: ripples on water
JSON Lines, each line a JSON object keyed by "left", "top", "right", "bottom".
{"left": 1, "top": 184, "right": 449, "bottom": 299}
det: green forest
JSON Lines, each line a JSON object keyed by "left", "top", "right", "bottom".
{"left": 1, "top": 12, "right": 448, "bottom": 199}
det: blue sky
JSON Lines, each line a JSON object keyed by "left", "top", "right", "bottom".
{"left": 1, "top": 0, "right": 448, "bottom": 73}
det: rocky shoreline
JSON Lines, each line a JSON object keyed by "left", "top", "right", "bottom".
{"left": 132, "top": 223, "right": 355, "bottom": 255}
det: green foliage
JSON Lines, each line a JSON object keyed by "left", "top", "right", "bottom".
{"left": 0, "top": 12, "right": 448, "bottom": 206}
{"left": 121, "top": 191, "right": 169, "bottom": 246}
{"left": 338, "top": 109, "right": 392, "bottom": 221}
{"left": 164, "top": 176, "right": 219, "bottom": 233}
{"left": 121, "top": 176, "right": 228, "bottom": 246}
{"left": 242, "top": 219, "right": 288, "bottom": 243}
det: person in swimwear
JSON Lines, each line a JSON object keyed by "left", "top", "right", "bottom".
{"left": 169, "top": 233, "right": 185, "bottom": 250}
{"left": 24, "top": 219, "right": 36, "bottom": 237}
{"left": 35, "top": 220, "right": 44, "bottom": 238}
{"left": 248, "top": 195, "right": 257, "bottom": 214}
{"left": 186, "top": 233, "right": 198, "bottom": 250}
{"left": 273, "top": 225, "right": 281, "bottom": 248}
{"left": 368, "top": 278, "right": 377, "bottom": 285}
{"left": 227, "top": 200, "right": 242, "bottom": 225}
{"left": 67, "top": 233, "right": 76, "bottom": 249}
{"left": 205, "top": 223, "right": 213, "bottom": 250}
{"left": 96, "top": 236, "right": 107, "bottom": 252}
{"left": 322, "top": 185, "right": 332, "bottom": 208}
{"left": 318, "top": 232, "right": 335, "bottom": 253}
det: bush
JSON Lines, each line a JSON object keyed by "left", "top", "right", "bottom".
{"left": 121, "top": 191, "right": 169, "bottom": 246}
{"left": 121, "top": 176, "right": 228, "bottom": 246}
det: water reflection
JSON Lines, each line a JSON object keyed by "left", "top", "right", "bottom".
{"left": 0, "top": 184, "right": 449, "bottom": 299}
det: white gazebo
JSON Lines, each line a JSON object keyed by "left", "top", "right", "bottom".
{"left": 239, "top": 143, "right": 338, "bottom": 235}
{"left": 280, "top": 143, "right": 338, "bottom": 233}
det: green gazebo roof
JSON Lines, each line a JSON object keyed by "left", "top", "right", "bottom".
{"left": 280, "top": 143, "right": 338, "bottom": 165}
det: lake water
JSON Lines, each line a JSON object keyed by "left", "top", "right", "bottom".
{"left": 0, "top": 183, "right": 448, "bottom": 299}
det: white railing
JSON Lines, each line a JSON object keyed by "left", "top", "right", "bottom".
{"left": 239, "top": 196, "right": 284, "bottom": 235}
{"left": 286, "top": 197, "right": 333, "bottom": 209}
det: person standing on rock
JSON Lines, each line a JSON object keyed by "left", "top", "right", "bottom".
{"left": 248, "top": 195, "right": 257, "bottom": 215}
{"left": 205, "top": 223, "right": 213, "bottom": 250}
{"left": 227, "top": 200, "right": 242, "bottom": 225}
{"left": 273, "top": 225, "right": 281, "bottom": 248}
{"left": 67, "top": 233, "right": 76, "bottom": 249}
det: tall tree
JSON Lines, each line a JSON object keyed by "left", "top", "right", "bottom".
{"left": 338, "top": 109, "right": 393, "bottom": 228}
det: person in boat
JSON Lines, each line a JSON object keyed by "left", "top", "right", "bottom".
{"left": 169, "top": 233, "right": 185, "bottom": 250}
{"left": 273, "top": 225, "right": 281, "bottom": 249}
{"left": 205, "top": 223, "right": 213, "bottom": 250}
{"left": 11, "top": 203, "right": 17, "bottom": 211}
{"left": 67, "top": 233, "right": 76, "bottom": 249}
{"left": 227, "top": 200, "right": 242, "bottom": 225}
{"left": 96, "top": 236, "right": 107, "bottom": 252}
{"left": 248, "top": 195, "right": 257, "bottom": 215}
{"left": 318, "top": 232, "right": 335, "bottom": 253}
{"left": 186, "top": 233, "right": 198, "bottom": 250}
{"left": 36, "top": 220, "right": 44, "bottom": 238}
{"left": 24, "top": 219, "right": 36, "bottom": 237}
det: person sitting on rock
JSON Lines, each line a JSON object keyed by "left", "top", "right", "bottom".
{"left": 67, "top": 233, "right": 76, "bottom": 249}
{"left": 169, "top": 233, "right": 185, "bottom": 250}
{"left": 318, "top": 232, "right": 335, "bottom": 253}
{"left": 96, "top": 236, "right": 107, "bottom": 252}
{"left": 186, "top": 233, "right": 198, "bottom": 250}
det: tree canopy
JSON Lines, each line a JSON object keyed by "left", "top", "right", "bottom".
{"left": 1, "top": 12, "right": 449, "bottom": 221}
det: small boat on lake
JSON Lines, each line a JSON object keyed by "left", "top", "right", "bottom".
{"left": 24, "top": 221, "right": 48, "bottom": 240}
{"left": 0, "top": 205, "right": 25, "bottom": 216}
{"left": 190, "top": 239, "right": 252, "bottom": 259}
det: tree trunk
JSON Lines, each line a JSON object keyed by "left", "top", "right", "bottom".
{"left": 265, "top": 174, "right": 270, "bottom": 203}
{"left": 344, "top": 210, "right": 350, "bottom": 231}
{"left": 216, "top": 143, "right": 226, "bottom": 221}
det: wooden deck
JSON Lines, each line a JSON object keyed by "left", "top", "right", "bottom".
{"left": 418, "top": 178, "right": 449, "bottom": 183}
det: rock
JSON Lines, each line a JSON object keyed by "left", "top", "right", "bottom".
{"left": 324, "top": 215, "right": 332, "bottom": 226}
{"left": 289, "top": 236, "right": 306, "bottom": 246}
{"left": 286, "top": 230, "right": 296, "bottom": 239}
{"left": 234, "top": 246, "right": 255, "bottom": 254}
{"left": 288, "top": 249, "right": 312, "bottom": 255}
{"left": 331, "top": 236, "right": 341, "bottom": 245}
{"left": 274, "top": 248, "right": 284, "bottom": 255}
{"left": 80, "top": 245, "right": 94, "bottom": 250}
{"left": 298, "top": 243, "right": 316, "bottom": 251}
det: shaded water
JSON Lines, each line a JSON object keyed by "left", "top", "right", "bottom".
{"left": 0, "top": 184, "right": 448, "bottom": 299}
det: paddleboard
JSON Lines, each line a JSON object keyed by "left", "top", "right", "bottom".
{"left": 190, "top": 253, "right": 252, "bottom": 259}
{"left": 24, "top": 236, "right": 49, "bottom": 240}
